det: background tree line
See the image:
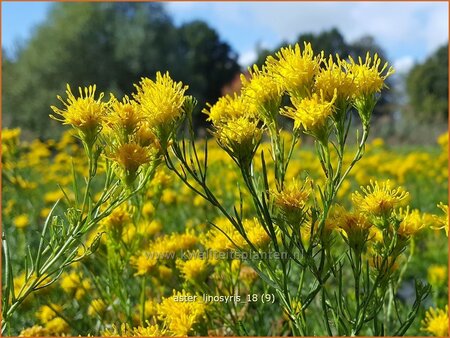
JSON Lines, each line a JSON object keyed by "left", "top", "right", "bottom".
{"left": 2, "top": 2, "right": 448, "bottom": 139}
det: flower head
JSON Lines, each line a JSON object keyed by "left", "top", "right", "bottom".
{"left": 244, "top": 217, "right": 271, "bottom": 249}
{"left": 106, "top": 95, "right": 144, "bottom": 137}
{"left": 427, "top": 265, "right": 447, "bottom": 287}
{"left": 266, "top": 42, "right": 321, "bottom": 96}
{"left": 177, "top": 256, "right": 209, "bottom": 282}
{"left": 241, "top": 65, "right": 281, "bottom": 121}
{"left": 13, "top": 214, "right": 30, "bottom": 230}
{"left": 432, "top": 202, "right": 448, "bottom": 236}
{"left": 332, "top": 205, "right": 372, "bottom": 249}
{"left": 281, "top": 90, "right": 336, "bottom": 135}
{"left": 134, "top": 72, "right": 188, "bottom": 129}
{"left": 352, "top": 180, "right": 408, "bottom": 217}
{"left": 157, "top": 290, "right": 206, "bottom": 336}
{"left": 215, "top": 116, "right": 263, "bottom": 163}
{"left": 112, "top": 142, "right": 153, "bottom": 185}
{"left": 348, "top": 52, "right": 394, "bottom": 97}
{"left": 315, "top": 55, "right": 356, "bottom": 101}
{"left": 130, "top": 252, "right": 157, "bottom": 276}
{"left": 272, "top": 178, "right": 312, "bottom": 224}
{"left": 395, "top": 207, "right": 425, "bottom": 237}
{"left": 421, "top": 306, "right": 449, "bottom": 337}
{"left": 51, "top": 84, "right": 107, "bottom": 144}
{"left": 203, "top": 93, "right": 256, "bottom": 125}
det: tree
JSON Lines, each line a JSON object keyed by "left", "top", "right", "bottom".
{"left": 3, "top": 3, "right": 239, "bottom": 137}
{"left": 406, "top": 44, "right": 448, "bottom": 123}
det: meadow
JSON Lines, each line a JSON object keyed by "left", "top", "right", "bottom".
{"left": 1, "top": 43, "right": 448, "bottom": 336}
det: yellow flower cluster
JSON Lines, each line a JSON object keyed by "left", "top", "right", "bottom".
{"left": 352, "top": 180, "right": 408, "bottom": 217}
{"left": 157, "top": 290, "right": 207, "bottom": 336}
{"left": 421, "top": 306, "right": 449, "bottom": 337}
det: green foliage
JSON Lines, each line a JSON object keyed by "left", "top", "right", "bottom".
{"left": 2, "top": 3, "right": 239, "bottom": 138}
{"left": 406, "top": 44, "right": 448, "bottom": 123}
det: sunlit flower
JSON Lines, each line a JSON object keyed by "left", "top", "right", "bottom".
{"left": 177, "top": 256, "right": 209, "bottom": 282}
{"left": 215, "top": 116, "right": 263, "bottom": 162}
{"left": 13, "top": 214, "right": 30, "bottom": 229}
{"left": 130, "top": 252, "right": 157, "bottom": 276}
{"left": 421, "top": 306, "right": 448, "bottom": 337}
{"left": 45, "top": 317, "right": 69, "bottom": 335}
{"left": 332, "top": 205, "right": 372, "bottom": 248}
{"left": 348, "top": 52, "right": 394, "bottom": 97}
{"left": 352, "top": 180, "right": 408, "bottom": 217}
{"left": 272, "top": 178, "right": 312, "bottom": 224}
{"left": 51, "top": 84, "right": 107, "bottom": 144}
{"left": 19, "top": 325, "right": 49, "bottom": 337}
{"left": 241, "top": 64, "right": 281, "bottom": 121}
{"left": 106, "top": 95, "right": 144, "bottom": 137}
{"left": 281, "top": 90, "right": 336, "bottom": 134}
{"left": 244, "top": 218, "right": 271, "bottom": 249}
{"left": 157, "top": 290, "right": 206, "bottom": 336}
{"left": 315, "top": 55, "right": 355, "bottom": 101}
{"left": 395, "top": 207, "right": 425, "bottom": 237}
{"left": 87, "top": 298, "right": 107, "bottom": 316}
{"left": 203, "top": 93, "right": 256, "bottom": 125}
{"left": 134, "top": 72, "right": 188, "bottom": 129}
{"left": 432, "top": 203, "right": 448, "bottom": 236}
{"left": 427, "top": 265, "right": 447, "bottom": 287}
{"left": 36, "top": 304, "right": 62, "bottom": 323}
{"left": 265, "top": 42, "right": 321, "bottom": 96}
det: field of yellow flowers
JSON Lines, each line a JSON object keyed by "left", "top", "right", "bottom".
{"left": 2, "top": 128, "right": 448, "bottom": 336}
{"left": 1, "top": 43, "right": 448, "bottom": 337}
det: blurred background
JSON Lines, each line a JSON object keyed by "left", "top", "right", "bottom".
{"left": 2, "top": 1, "right": 448, "bottom": 143}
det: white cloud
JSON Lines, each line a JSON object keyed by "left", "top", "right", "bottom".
{"left": 166, "top": 2, "right": 448, "bottom": 62}
{"left": 238, "top": 49, "right": 257, "bottom": 67}
{"left": 394, "top": 56, "right": 415, "bottom": 74}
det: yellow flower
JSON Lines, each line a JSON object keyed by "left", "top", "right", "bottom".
{"left": 427, "top": 265, "right": 447, "bottom": 286}
{"left": 396, "top": 207, "right": 425, "bottom": 237}
{"left": 241, "top": 64, "right": 280, "bottom": 120}
{"left": 352, "top": 180, "right": 408, "bottom": 217}
{"left": 130, "top": 252, "right": 157, "bottom": 276}
{"left": 215, "top": 116, "right": 263, "bottom": 162}
{"left": 157, "top": 290, "right": 206, "bottom": 336}
{"left": 315, "top": 55, "right": 356, "bottom": 101}
{"left": 142, "top": 201, "right": 155, "bottom": 218}
{"left": 36, "top": 304, "right": 62, "bottom": 323}
{"left": 134, "top": 71, "right": 188, "bottom": 129}
{"left": 432, "top": 203, "right": 448, "bottom": 236}
{"left": 45, "top": 317, "right": 69, "bottom": 335}
{"left": 203, "top": 217, "right": 245, "bottom": 252}
{"left": 150, "top": 232, "right": 198, "bottom": 255}
{"left": 265, "top": 42, "right": 321, "bottom": 96}
{"left": 60, "top": 271, "right": 91, "bottom": 299}
{"left": 177, "top": 256, "right": 208, "bottom": 282}
{"left": 103, "top": 323, "right": 166, "bottom": 337}
{"left": 421, "top": 306, "right": 448, "bottom": 337}
{"left": 19, "top": 325, "right": 49, "bottom": 337}
{"left": 332, "top": 206, "right": 372, "bottom": 245}
{"left": 348, "top": 52, "right": 394, "bottom": 97}
{"left": 106, "top": 95, "right": 144, "bottom": 136}
{"left": 87, "top": 298, "right": 107, "bottom": 316}
{"left": 13, "top": 214, "right": 30, "bottom": 229}
{"left": 281, "top": 90, "right": 336, "bottom": 133}
{"left": 272, "top": 178, "right": 312, "bottom": 224}
{"left": 203, "top": 93, "right": 256, "bottom": 126}
{"left": 51, "top": 84, "right": 107, "bottom": 138}
{"left": 102, "top": 204, "right": 131, "bottom": 234}
{"left": 244, "top": 218, "right": 271, "bottom": 249}
{"left": 113, "top": 142, "right": 152, "bottom": 174}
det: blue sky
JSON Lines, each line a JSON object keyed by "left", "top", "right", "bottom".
{"left": 2, "top": 1, "right": 448, "bottom": 73}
